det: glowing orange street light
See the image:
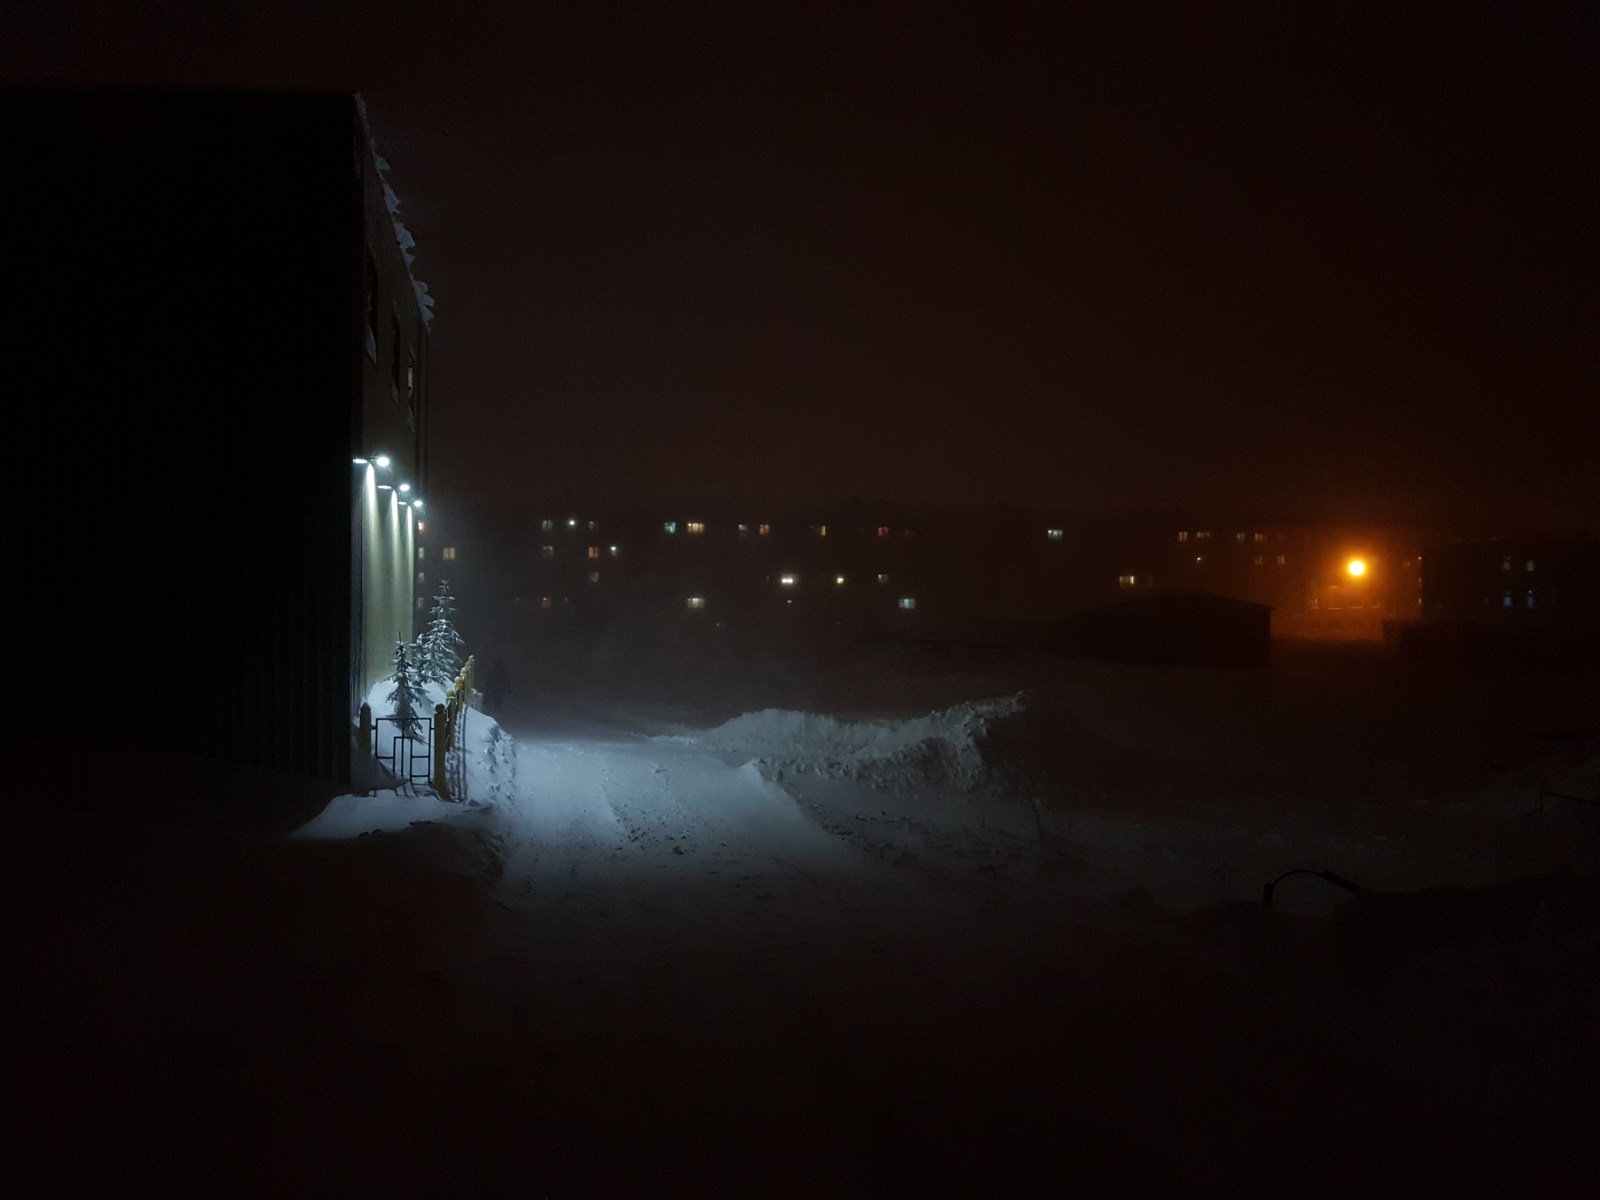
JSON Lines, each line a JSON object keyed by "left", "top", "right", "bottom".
{"left": 1347, "top": 558, "right": 1368, "bottom": 578}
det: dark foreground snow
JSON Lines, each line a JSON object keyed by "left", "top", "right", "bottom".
{"left": 5, "top": 649, "right": 1597, "bottom": 1196}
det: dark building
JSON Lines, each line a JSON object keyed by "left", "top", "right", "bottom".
{"left": 1395, "top": 536, "right": 1600, "bottom": 663}
{"left": 1420, "top": 537, "right": 1600, "bottom": 625}
{"left": 9, "top": 85, "right": 431, "bottom": 786}
{"left": 1052, "top": 591, "right": 1273, "bottom": 669}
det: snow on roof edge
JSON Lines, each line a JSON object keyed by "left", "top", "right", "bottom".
{"left": 354, "top": 93, "right": 434, "bottom": 327}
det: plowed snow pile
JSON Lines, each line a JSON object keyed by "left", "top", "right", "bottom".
{"left": 670, "top": 690, "right": 1171, "bottom": 803}
{"left": 668, "top": 694, "right": 1120, "bottom": 800}
{"left": 670, "top": 694, "right": 1035, "bottom": 791}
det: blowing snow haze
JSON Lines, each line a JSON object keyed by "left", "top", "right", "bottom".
{"left": 7, "top": 2, "right": 1597, "bottom": 528}
{"left": 6, "top": 5, "right": 1600, "bottom": 1197}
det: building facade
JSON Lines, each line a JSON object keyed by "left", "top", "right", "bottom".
{"left": 432, "top": 502, "right": 1441, "bottom": 650}
{"left": 10, "top": 85, "right": 431, "bottom": 785}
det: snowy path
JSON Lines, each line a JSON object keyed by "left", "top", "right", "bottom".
{"left": 488, "top": 721, "right": 986, "bottom": 976}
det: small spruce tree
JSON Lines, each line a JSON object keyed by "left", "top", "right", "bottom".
{"left": 416, "top": 578, "right": 465, "bottom": 685}
{"left": 386, "top": 640, "right": 427, "bottom": 740}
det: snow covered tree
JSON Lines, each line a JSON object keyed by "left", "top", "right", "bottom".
{"left": 386, "top": 640, "right": 427, "bottom": 740}
{"left": 415, "top": 578, "right": 465, "bottom": 685}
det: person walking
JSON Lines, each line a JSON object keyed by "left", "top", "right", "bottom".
{"left": 484, "top": 657, "right": 510, "bottom": 715}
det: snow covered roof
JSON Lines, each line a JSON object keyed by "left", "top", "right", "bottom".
{"left": 354, "top": 94, "right": 434, "bottom": 327}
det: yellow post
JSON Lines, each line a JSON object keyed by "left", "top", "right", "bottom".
{"left": 432, "top": 702, "right": 448, "bottom": 796}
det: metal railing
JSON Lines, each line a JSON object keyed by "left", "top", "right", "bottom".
{"left": 365, "top": 710, "right": 434, "bottom": 789}
{"left": 432, "top": 655, "right": 476, "bottom": 802}
{"left": 354, "top": 655, "right": 476, "bottom": 800}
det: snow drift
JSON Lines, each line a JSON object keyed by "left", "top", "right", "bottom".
{"left": 668, "top": 694, "right": 1028, "bottom": 791}
{"left": 667, "top": 689, "right": 1174, "bottom": 805}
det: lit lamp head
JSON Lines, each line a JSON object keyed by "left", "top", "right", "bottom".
{"left": 1347, "top": 558, "right": 1368, "bottom": 578}
{"left": 374, "top": 454, "right": 392, "bottom": 470}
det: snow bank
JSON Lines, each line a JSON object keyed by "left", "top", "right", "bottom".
{"left": 667, "top": 694, "right": 1026, "bottom": 791}
{"left": 667, "top": 690, "right": 1159, "bottom": 803}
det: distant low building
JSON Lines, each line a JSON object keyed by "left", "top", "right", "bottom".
{"left": 1052, "top": 591, "right": 1273, "bottom": 669}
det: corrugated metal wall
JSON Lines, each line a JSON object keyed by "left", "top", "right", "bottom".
{"left": 10, "top": 87, "right": 361, "bottom": 787}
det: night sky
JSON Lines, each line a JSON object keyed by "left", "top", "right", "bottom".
{"left": 10, "top": 3, "right": 1596, "bottom": 527}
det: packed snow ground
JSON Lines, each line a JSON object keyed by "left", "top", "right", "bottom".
{"left": 5, "top": 647, "right": 1597, "bottom": 1194}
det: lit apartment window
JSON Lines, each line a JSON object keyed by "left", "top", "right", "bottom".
{"left": 1177, "top": 532, "right": 1188, "bottom": 542}
{"left": 541, "top": 545, "right": 555, "bottom": 559}
{"left": 541, "top": 519, "right": 553, "bottom": 531}
{"left": 540, "top": 596, "right": 553, "bottom": 609}
{"left": 876, "top": 573, "right": 889, "bottom": 584}
{"left": 664, "top": 522, "right": 678, "bottom": 534}
{"left": 416, "top": 596, "right": 425, "bottom": 610}
{"left": 587, "top": 546, "right": 600, "bottom": 559}
{"left": 1275, "top": 555, "right": 1286, "bottom": 565}
{"left": 898, "top": 597, "right": 916, "bottom": 611}
{"left": 834, "top": 575, "right": 846, "bottom": 586}
{"left": 1526, "top": 592, "right": 1535, "bottom": 608}
{"left": 417, "top": 571, "right": 426, "bottom": 586}
{"left": 442, "top": 547, "right": 457, "bottom": 561}
{"left": 758, "top": 524, "right": 771, "bottom": 536}
{"left": 813, "top": 525, "right": 828, "bottom": 537}
{"left": 1525, "top": 560, "right": 1535, "bottom": 572}
{"left": 1254, "top": 533, "right": 1267, "bottom": 543}
{"left": 417, "top": 546, "right": 425, "bottom": 560}
{"left": 686, "top": 596, "right": 705, "bottom": 610}
{"left": 738, "top": 524, "right": 749, "bottom": 534}
{"left": 686, "top": 521, "right": 705, "bottom": 534}
{"left": 417, "top": 521, "right": 426, "bottom": 536}
{"left": 877, "top": 526, "right": 890, "bottom": 538}
{"left": 1196, "top": 531, "right": 1211, "bottom": 540}
{"left": 609, "top": 545, "right": 621, "bottom": 557}
{"left": 588, "top": 520, "right": 598, "bottom": 532}
{"left": 568, "top": 518, "right": 578, "bottom": 528}
{"left": 588, "top": 572, "right": 600, "bottom": 584}
{"left": 1117, "top": 575, "right": 1137, "bottom": 587}
{"left": 1046, "top": 529, "right": 1063, "bottom": 541}
{"left": 1502, "top": 592, "right": 1513, "bottom": 608}
{"left": 1502, "top": 556, "right": 1512, "bottom": 571}
{"left": 779, "top": 575, "right": 797, "bottom": 587}
{"left": 1235, "top": 532, "right": 1247, "bottom": 543}
{"left": 1253, "top": 555, "right": 1264, "bottom": 565}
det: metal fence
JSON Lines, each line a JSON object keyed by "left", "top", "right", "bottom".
{"left": 355, "top": 655, "right": 476, "bottom": 800}
{"left": 369, "top": 711, "right": 434, "bottom": 789}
